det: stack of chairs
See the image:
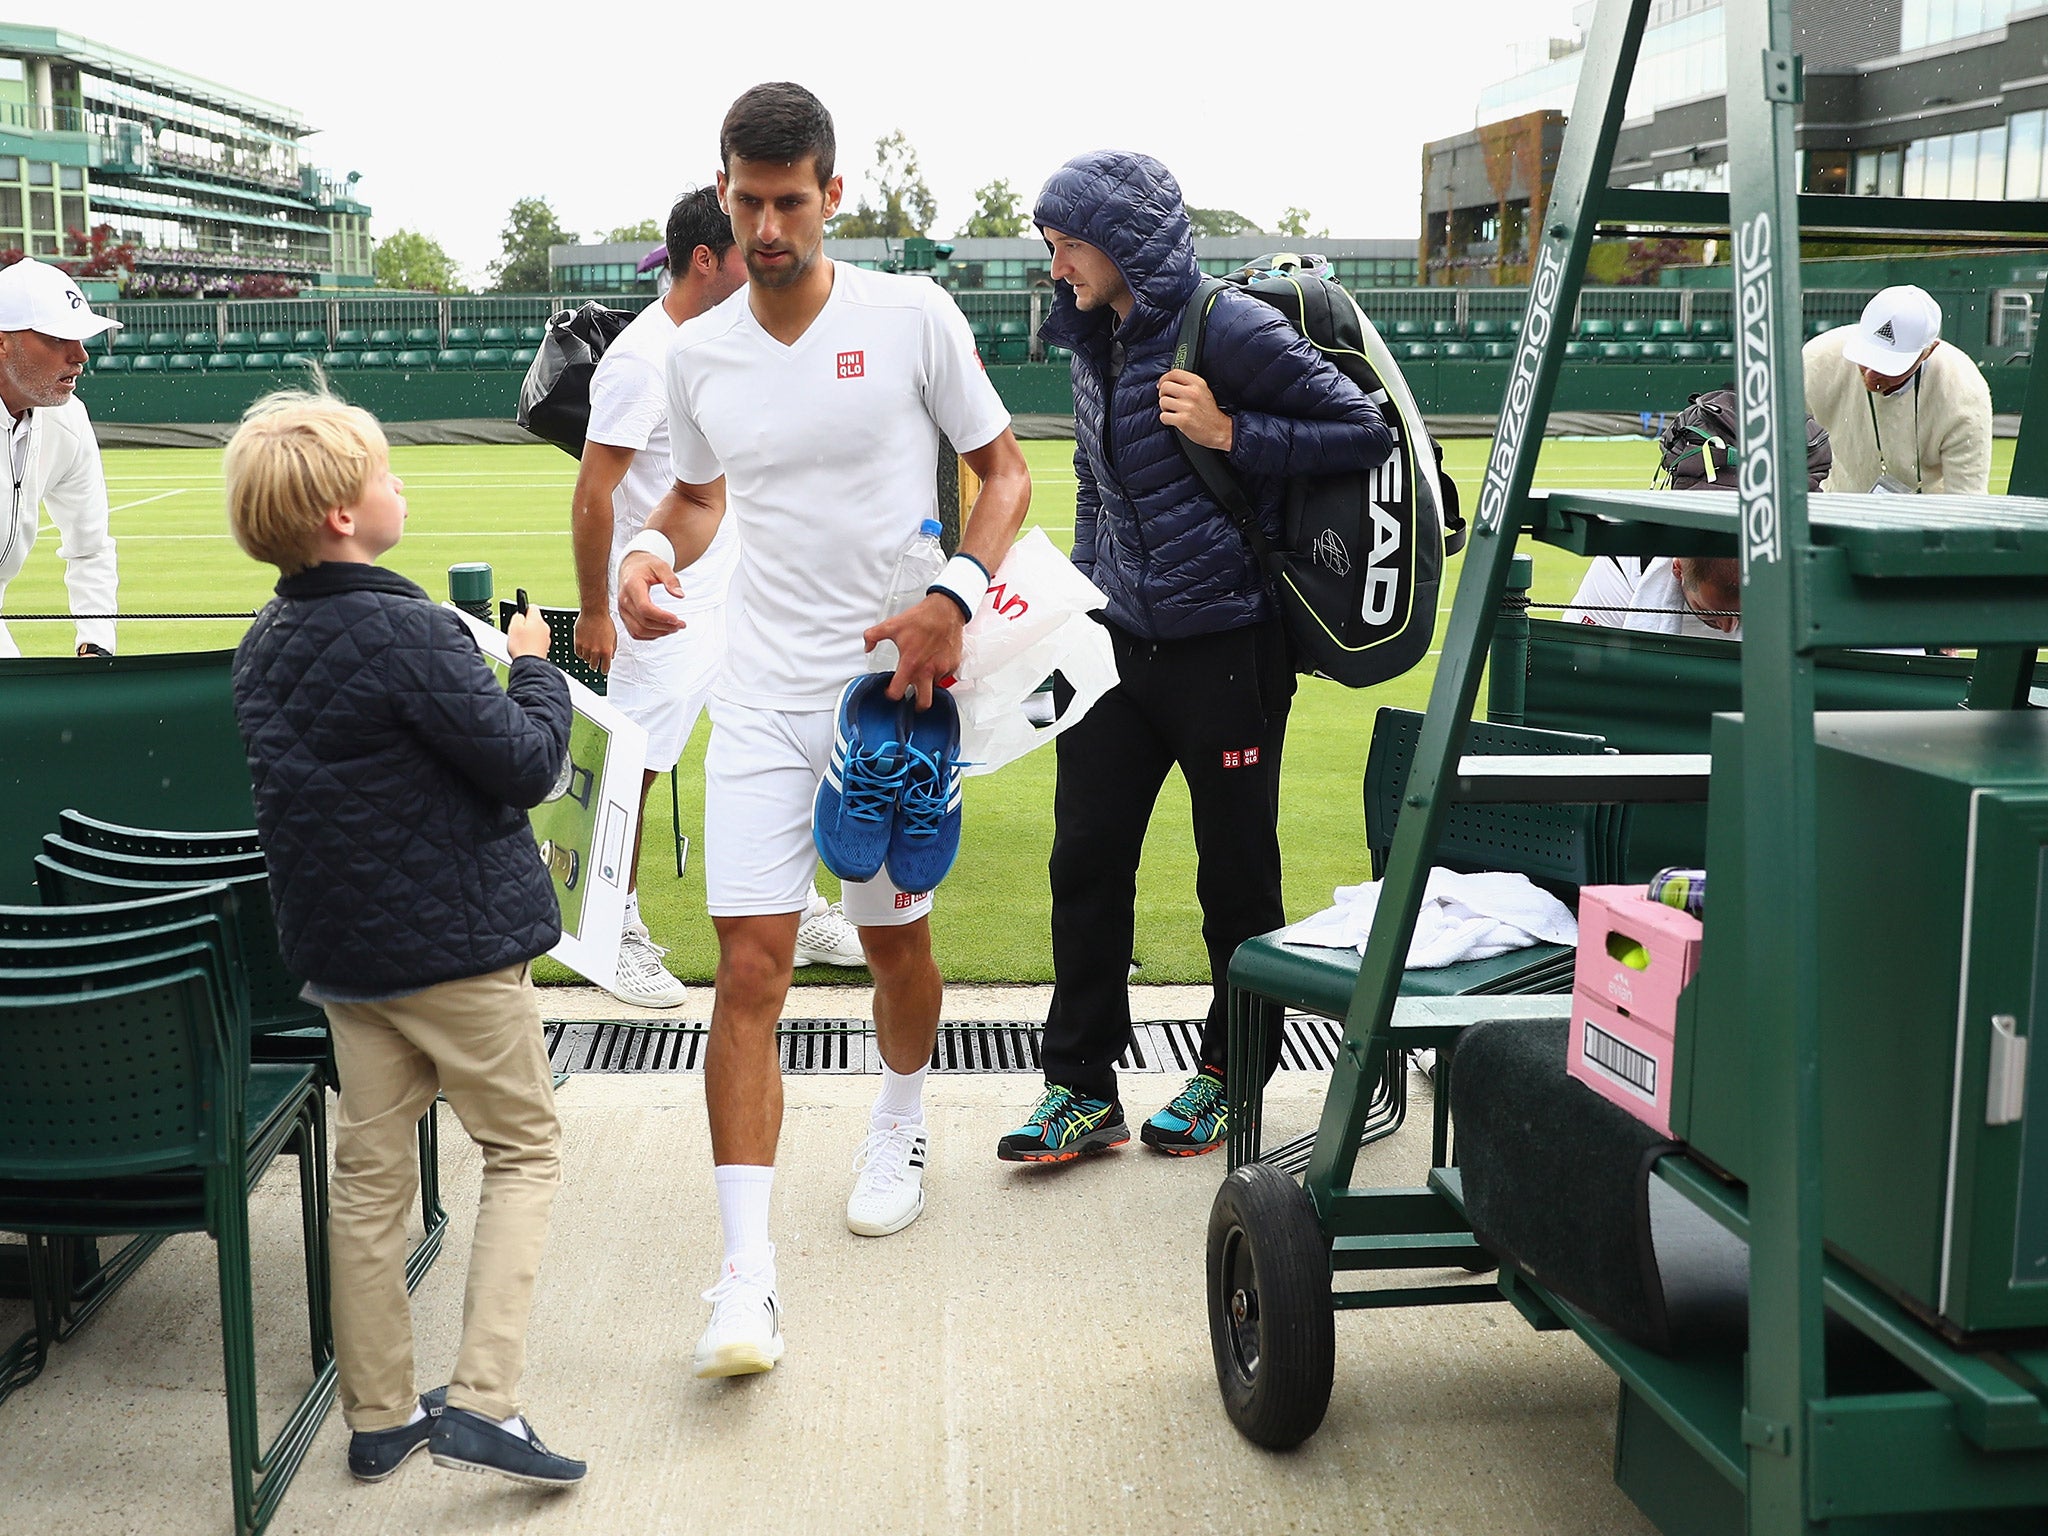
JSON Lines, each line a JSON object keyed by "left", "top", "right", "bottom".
{"left": 0, "top": 867, "right": 335, "bottom": 1534}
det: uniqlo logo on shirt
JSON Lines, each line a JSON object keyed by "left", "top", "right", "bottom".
{"left": 837, "top": 350, "right": 865, "bottom": 378}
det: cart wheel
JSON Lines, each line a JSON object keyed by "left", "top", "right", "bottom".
{"left": 1207, "top": 1161, "right": 1335, "bottom": 1449}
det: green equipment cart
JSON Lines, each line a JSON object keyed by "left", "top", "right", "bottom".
{"left": 1206, "top": 1, "right": 2048, "bottom": 1531}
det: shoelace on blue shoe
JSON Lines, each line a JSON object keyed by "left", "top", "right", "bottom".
{"left": 1026, "top": 1083, "right": 1077, "bottom": 1127}
{"left": 840, "top": 742, "right": 908, "bottom": 824}
{"left": 896, "top": 742, "right": 956, "bottom": 840}
{"left": 1167, "top": 1073, "right": 1226, "bottom": 1119}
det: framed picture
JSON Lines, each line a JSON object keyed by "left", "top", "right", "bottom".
{"left": 449, "top": 605, "right": 647, "bottom": 985}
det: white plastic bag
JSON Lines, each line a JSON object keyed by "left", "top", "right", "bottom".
{"left": 951, "top": 529, "right": 1117, "bottom": 776}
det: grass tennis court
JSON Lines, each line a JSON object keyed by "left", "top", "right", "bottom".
{"left": 15, "top": 434, "right": 2019, "bottom": 985}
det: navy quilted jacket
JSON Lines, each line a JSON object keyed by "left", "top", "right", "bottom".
{"left": 1035, "top": 151, "right": 1394, "bottom": 639}
{"left": 232, "top": 562, "right": 572, "bottom": 996}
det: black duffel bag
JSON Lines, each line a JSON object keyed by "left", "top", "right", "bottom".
{"left": 515, "top": 301, "right": 636, "bottom": 458}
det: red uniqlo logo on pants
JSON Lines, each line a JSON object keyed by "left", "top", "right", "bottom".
{"left": 1222, "top": 751, "right": 1242, "bottom": 769}
{"left": 837, "top": 351, "right": 865, "bottom": 378}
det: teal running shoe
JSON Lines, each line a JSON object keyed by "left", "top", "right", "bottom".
{"left": 814, "top": 674, "right": 909, "bottom": 882}
{"left": 1140, "top": 1069, "right": 1229, "bottom": 1156}
{"left": 996, "top": 1083, "right": 1129, "bottom": 1163}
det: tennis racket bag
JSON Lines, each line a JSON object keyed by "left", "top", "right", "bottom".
{"left": 515, "top": 300, "right": 636, "bottom": 458}
{"left": 1172, "top": 254, "right": 1464, "bottom": 688}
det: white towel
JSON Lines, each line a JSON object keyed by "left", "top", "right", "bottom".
{"left": 1278, "top": 868, "right": 1579, "bottom": 969}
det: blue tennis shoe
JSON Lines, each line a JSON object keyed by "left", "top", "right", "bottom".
{"left": 814, "top": 673, "right": 910, "bottom": 882}
{"left": 886, "top": 687, "right": 965, "bottom": 893}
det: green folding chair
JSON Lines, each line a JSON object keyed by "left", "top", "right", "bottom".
{"left": 0, "top": 965, "right": 334, "bottom": 1535}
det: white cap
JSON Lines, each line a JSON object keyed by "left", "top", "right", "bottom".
{"left": 1840, "top": 284, "right": 1940, "bottom": 375}
{"left": 0, "top": 258, "right": 122, "bottom": 340}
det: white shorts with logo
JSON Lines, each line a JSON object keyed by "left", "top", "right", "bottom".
{"left": 604, "top": 603, "right": 727, "bottom": 772}
{"left": 704, "top": 698, "right": 935, "bottom": 926}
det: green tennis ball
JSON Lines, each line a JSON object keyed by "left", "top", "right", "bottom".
{"left": 1606, "top": 933, "right": 1652, "bottom": 971}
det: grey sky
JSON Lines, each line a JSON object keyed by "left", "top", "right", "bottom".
{"left": 72, "top": 0, "right": 1585, "bottom": 280}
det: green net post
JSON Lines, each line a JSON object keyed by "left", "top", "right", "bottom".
{"left": 448, "top": 563, "right": 494, "bottom": 625}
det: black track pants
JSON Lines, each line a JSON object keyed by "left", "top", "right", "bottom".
{"left": 1042, "top": 616, "right": 1293, "bottom": 1105}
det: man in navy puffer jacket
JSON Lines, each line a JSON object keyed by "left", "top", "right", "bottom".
{"left": 997, "top": 151, "right": 1393, "bottom": 1165}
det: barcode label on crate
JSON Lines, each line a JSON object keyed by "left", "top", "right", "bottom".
{"left": 1583, "top": 1019, "right": 1657, "bottom": 1100}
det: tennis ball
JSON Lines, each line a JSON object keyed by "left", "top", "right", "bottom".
{"left": 1607, "top": 933, "right": 1652, "bottom": 971}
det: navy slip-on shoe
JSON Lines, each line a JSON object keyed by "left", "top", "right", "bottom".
{"left": 429, "top": 1405, "right": 587, "bottom": 1488}
{"left": 347, "top": 1386, "right": 447, "bottom": 1482}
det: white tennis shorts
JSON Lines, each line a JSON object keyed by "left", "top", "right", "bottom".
{"left": 703, "top": 698, "right": 935, "bottom": 926}
{"left": 604, "top": 603, "right": 727, "bottom": 772}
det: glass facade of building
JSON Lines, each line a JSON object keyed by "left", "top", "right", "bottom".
{"left": 1900, "top": 0, "right": 2021, "bottom": 51}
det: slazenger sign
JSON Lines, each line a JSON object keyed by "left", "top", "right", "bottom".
{"left": 1735, "top": 211, "right": 1781, "bottom": 566}
{"left": 1478, "top": 242, "right": 1566, "bottom": 535}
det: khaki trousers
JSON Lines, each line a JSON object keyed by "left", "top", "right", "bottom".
{"left": 323, "top": 961, "right": 561, "bottom": 1431}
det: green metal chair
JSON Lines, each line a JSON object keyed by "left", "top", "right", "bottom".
{"left": 446, "top": 326, "right": 482, "bottom": 347}
{"left": 334, "top": 329, "right": 369, "bottom": 349}
{"left": 220, "top": 331, "right": 258, "bottom": 353}
{"left": 404, "top": 327, "right": 439, "bottom": 349}
{"left": 365, "top": 328, "right": 402, "bottom": 348}
{"left": 480, "top": 326, "right": 516, "bottom": 347}
{"left": 131, "top": 354, "right": 167, "bottom": 373}
{"left": 255, "top": 330, "right": 291, "bottom": 351}
{"left": 472, "top": 347, "right": 511, "bottom": 367}
{"left": 1635, "top": 340, "right": 1672, "bottom": 360}
{"left": 167, "top": 353, "right": 204, "bottom": 372}
{"left": 356, "top": 351, "right": 394, "bottom": 370}
{"left": 206, "top": 353, "right": 243, "bottom": 371}
{"left": 91, "top": 354, "right": 130, "bottom": 373}
{"left": 182, "top": 330, "right": 218, "bottom": 352}
{"left": 244, "top": 352, "right": 281, "bottom": 371}
{"left": 394, "top": 350, "right": 434, "bottom": 369}
{"left": 320, "top": 352, "right": 360, "bottom": 370}
{"left": 0, "top": 963, "right": 335, "bottom": 1536}
{"left": 291, "top": 330, "right": 327, "bottom": 351}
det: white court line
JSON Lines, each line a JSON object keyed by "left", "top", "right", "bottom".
{"left": 108, "top": 489, "right": 185, "bottom": 514}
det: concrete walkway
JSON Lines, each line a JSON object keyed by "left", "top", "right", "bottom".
{"left": 0, "top": 991, "right": 1653, "bottom": 1536}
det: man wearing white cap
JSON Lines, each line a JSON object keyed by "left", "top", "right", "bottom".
{"left": 1804, "top": 284, "right": 1992, "bottom": 498}
{"left": 0, "top": 258, "right": 119, "bottom": 658}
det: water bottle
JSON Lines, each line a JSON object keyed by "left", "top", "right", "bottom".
{"left": 868, "top": 518, "right": 948, "bottom": 674}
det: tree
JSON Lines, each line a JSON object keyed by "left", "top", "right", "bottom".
{"left": 1275, "top": 207, "right": 1325, "bottom": 240}
{"left": 605, "top": 219, "right": 661, "bottom": 244}
{"left": 372, "top": 227, "right": 457, "bottom": 292}
{"left": 489, "top": 196, "right": 576, "bottom": 293}
{"left": 961, "top": 178, "right": 1027, "bottom": 239}
{"left": 829, "top": 131, "right": 938, "bottom": 238}
{"left": 1188, "top": 207, "right": 1262, "bottom": 237}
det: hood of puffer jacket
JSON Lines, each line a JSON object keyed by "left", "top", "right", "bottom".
{"left": 1034, "top": 151, "right": 1201, "bottom": 352}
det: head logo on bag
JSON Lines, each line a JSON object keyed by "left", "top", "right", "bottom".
{"left": 1172, "top": 253, "right": 1465, "bottom": 688}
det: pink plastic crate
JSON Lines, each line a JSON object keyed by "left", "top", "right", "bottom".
{"left": 1566, "top": 886, "right": 1704, "bottom": 1136}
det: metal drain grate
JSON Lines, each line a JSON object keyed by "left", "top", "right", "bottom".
{"left": 544, "top": 1014, "right": 1347, "bottom": 1076}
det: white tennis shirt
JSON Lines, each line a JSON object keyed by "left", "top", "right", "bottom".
{"left": 666, "top": 263, "right": 1010, "bottom": 709}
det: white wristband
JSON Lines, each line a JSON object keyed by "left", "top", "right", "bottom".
{"left": 928, "top": 553, "right": 990, "bottom": 621}
{"left": 622, "top": 529, "right": 676, "bottom": 567}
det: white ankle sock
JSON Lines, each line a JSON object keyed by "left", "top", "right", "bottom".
{"left": 493, "top": 1412, "right": 531, "bottom": 1442}
{"left": 623, "top": 890, "right": 642, "bottom": 927}
{"left": 872, "top": 1063, "right": 928, "bottom": 1130}
{"left": 714, "top": 1164, "right": 775, "bottom": 1266}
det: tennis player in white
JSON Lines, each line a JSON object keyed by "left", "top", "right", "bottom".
{"left": 616, "top": 82, "right": 1030, "bottom": 1379}
{"left": 573, "top": 186, "right": 865, "bottom": 1009}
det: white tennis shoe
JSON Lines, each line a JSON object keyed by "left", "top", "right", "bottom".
{"left": 793, "top": 899, "right": 866, "bottom": 969}
{"left": 607, "top": 921, "right": 686, "bottom": 1009}
{"left": 846, "top": 1121, "right": 928, "bottom": 1236}
{"left": 695, "top": 1256, "right": 784, "bottom": 1378}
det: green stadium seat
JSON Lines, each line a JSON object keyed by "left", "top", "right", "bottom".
{"left": 394, "top": 350, "right": 435, "bottom": 368}
{"left": 368, "top": 328, "right": 402, "bottom": 348}
{"left": 1402, "top": 341, "right": 1437, "bottom": 360}
{"left": 1670, "top": 342, "right": 1708, "bottom": 361}
{"left": 166, "top": 353, "right": 202, "bottom": 371}
{"left": 434, "top": 348, "right": 473, "bottom": 367}
{"left": 480, "top": 327, "right": 516, "bottom": 346}
{"left": 132, "top": 354, "right": 167, "bottom": 372}
{"left": 244, "top": 352, "right": 281, "bottom": 370}
{"left": 991, "top": 321, "right": 1028, "bottom": 363}
{"left": 335, "top": 329, "right": 369, "bottom": 348}
{"left": 107, "top": 328, "right": 142, "bottom": 353}
{"left": 1577, "top": 319, "right": 1615, "bottom": 339}
{"left": 1617, "top": 318, "right": 1654, "bottom": 340}
{"left": 1693, "top": 318, "right": 1729, "bottom": 340}
{"left": 146, "top": 331, "right": 180, "bottom": 351}
{"left": 517, "top": 325, "right": 546, "bottom": 345}
{"left": 1503, "top": 318, "right": 1522, "bottom": 337}
{"left": 1439, "top": 341, "right": 1477, "bottom": 360}
{"left": 92, "top": 353, "right": 131, "bottom": 372}
{"left": 1045, "top": 345, "right": 1073, "bottom": 363}
{"left": 204, "top": 353, "right": 241, "bottom": 370}
{"left": 1564, "top": 340, "right": 1595, "bottom": 360}
{"left": 1635, "top": 341, "right": 1672, "bottom": 360}
{"left": 1481, "top": 341, "right": 1515, "bottom": 360}
{"left": 1390, "top": 320, "right": 1425, "bottom": 340}
{"left": 220, "top": 330, "right": 258, "bottom": 352}
{"left": 1805, "top": 317, "right": 1835, "bottom": 338}
{"left": 405, "top": 327, "right": 440, "bottom": 348}
{"left": 1428, "top": 319, "right": 1460, "bottom": 338}
{"left": 509, "top": 347, "right": 536, "bottom": 367}
{"left": 1712, "top": 340, "right": 1737, "bottom": 361}
{"left": 320, "top": 351, "right": 359, "bottom": 369}
{"left": 471, "top": 347, "right": 511, "bottom": 366}
{"left": 280, "top": 352, "right": 318, "bottom": 368}
{"left": 292, "top": 329, "right": 327, "bottom": 349}
{"left": 182, "top": 330, "right": 216, "bottom": 351}
{"left": 446, "top": 327, "right": 482, "bottom": 347}
{"left": 1468, "top": 320, "right": 1501, "bottom": 340}
{"left": 356, "top": 350, "right": 394, "bottom": 369}
{"left": 255, "top": 330, "right": 291, "bottom": 349}
{"left": 1652, "top": 318, "right": 1687, "bottom": 338}
{"left": 1597, "top": 341, "right": 1633, "bottom": 360}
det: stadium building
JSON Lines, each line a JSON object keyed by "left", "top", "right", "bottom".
{"left": 1424, "top": 0, "right": 2048, "bottom": 282}
{"left": 0, "top": 23, "right": 372, "bottom": 290}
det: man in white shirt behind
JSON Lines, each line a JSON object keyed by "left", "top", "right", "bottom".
{"left": 572, "top": 188, "right": 864, "bottom": 1010}
{"left": 0, "top": 259, "right": 120, "bottom": 658}
{"left": 616, "top": 83, "right": 1031, "bottom": 1380}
